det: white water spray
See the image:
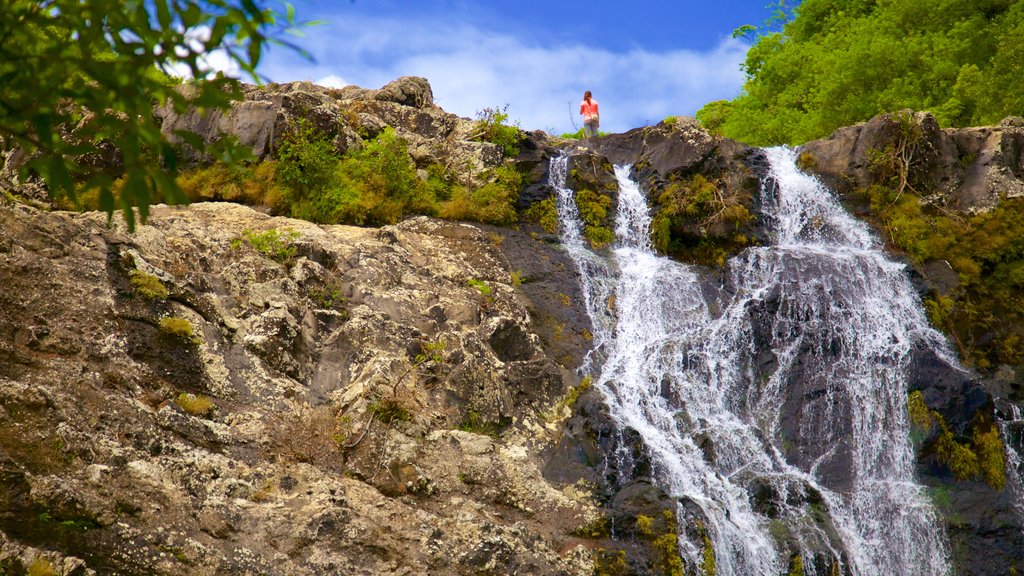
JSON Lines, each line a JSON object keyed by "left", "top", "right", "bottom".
{"left": 551, "top": 147, "right": 953, "bottom": 575}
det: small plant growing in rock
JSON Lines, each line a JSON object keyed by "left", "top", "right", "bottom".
{"left": 593, "top": 548, "right": 628, "bottom": 576}
{"left": 159, "top": 316, "right": 199, "bottom": 344}
{"left": 509, "top": 270, "right": 524, "bottom": 286}
{"left": 176, "top": 392, "right": 215, "bottom": 417}
{"left": 524, "top": 196, "right": 559, "bottom": 234}
{"left": 472, "top": 104, "right": 521, "bottom": 157}
{"left": 129, "top": 270, "right": 168, "bottom": 301}
{"left": 468, "top": 278, "right": 491, "bottom": 296}
{"left": 456, "top": 410, "right": 501, "bottom": 437}
{"left": 906, "top": 391, "right": 1006, "bottom": 489}
{"left": 575, "top": 189, "right": 615, "bottom": 249}
{"left": 572, "top": 514, "right": 611, "bottom": 538}
{"left": 266, "top": 405, "right": 347, "bottom": 466}
{"left": 368, "top": 399, "right": 411, "bottom": 423}
{"left": 237, "top": 228, "right": 301, "bottom": 263}
{"left": 27, "top": 557, "right": 56, "bottom": 576}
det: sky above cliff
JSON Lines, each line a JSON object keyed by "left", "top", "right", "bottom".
{"left": 255, "top": 1, "right": 777, "bottom": 134}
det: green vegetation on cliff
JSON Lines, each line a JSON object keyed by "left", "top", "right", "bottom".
{"left": 860, "top": 180, "right": 1024, "bottom": 371}
{"left": 907, "top": 391, "right": 1006, "bottom": 489}
{"left": 700, "top": 0, "right": 1024, "bottom": 144}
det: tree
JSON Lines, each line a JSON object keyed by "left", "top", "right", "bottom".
{"left": 699, "top": 0, "right": 1024, "bottom": 145}
{"left": 0, "top": 0, "right": 307, "bottom": 228}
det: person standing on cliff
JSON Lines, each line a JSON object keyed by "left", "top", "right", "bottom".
{"left": 580, "top": 91, "right": 599, "bottom": 138}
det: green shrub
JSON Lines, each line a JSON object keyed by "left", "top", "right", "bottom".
{"left": 237, "top": 228, "right": 301, "bottom": 263}
{"left": 177, "top": 159, "right": 288, "bottom": 211}
{"left": 787, "top": 554, "right": 804, "bottom": 576}
{"left": 456, "top": 410, "right": 501, "bottom": 437}
{"left": 27, "top": 557, "right": 56, "bottom": 576}
{"left": 559, "top": 127, "right": 609, "bottom": 139}
{"left": 275, "top": 118, "right": 339, "bottom": 200}
{"left": 439, "top": 165, "right": 523, "bottom": 226}
{"left": 524, "top": 196, "right": 559, "bottom": 234}
{"left": 635, "top": 510, "right": 685, "bottom": 576}
{"left": 648, "top": 175, "right": 753, "bottom": 264}
{"left": 176, "top": 393, "right": 215, "bottom": 417}
{"left": 473, "top": 105, "right": 521, "bottom": 157}
{"left": 291, "top": 126, "right": 439, "bottom": 226}
{"left": 129, "top": 270, "right": 168, "bottom": 301}
{"left": 861, "top": 187, "right": 1024, "bottom": 370}
{"left": 575, "top": 189, "right": 614, "bottom": 249}
{"left": 908, "top": 391, "right": 1006, "bottom": 489}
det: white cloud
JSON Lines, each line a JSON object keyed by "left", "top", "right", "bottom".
{"left": 315, "top": 74, "right": 349, "bottom": 88}
{"left": 258, "top": 14, "right": 748, "bottom": 134}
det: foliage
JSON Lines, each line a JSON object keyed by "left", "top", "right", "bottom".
{"left": 862, "top": 186, "right": 1024, "bottom": 370}
{"left": 572, "top": 515, "right": 611, "bottom": 538}
{"left": 368, "top": 399, "right": 411, "bottom": 423}
{"left": 699, "top": 0, "right": 1024, "bottom": 145}
{"left": 473, "top": 105, "right": 521, "bottom": 157}
{"left": 907, "top": 391, "right": 1006, "bottom": 490}
{"left": 0, "top": 0, "right": 306, "bottom": 229}
{"left": 439, "top": 165, "right": 523, "bottom": 226}
{"left": 176, "top": 392, "right": 215, "bottom": 417}
{"left": 177, "top": 157, "right": 287, "bottom": 210}
{"left": 788, "top": 554, "right": 805, "bottom": 576}
{"left": 593, "top": 548, "right": 629, "bottom": 576}
{"left": 288, "top": 126, "right": 440, "bottom": 226}
{"left": 236, "top": 228, "right": 301, "bottom": 263}
{"left": 275, "top": 118, "right": 340, "bottom": 205}
{"left": 574, "top": 189, "right": 615, "bottom": 249}
{"left": 468, "top": 278, "right": 492, "bottom": 296}
{"left": 700, "top": 527, "right": 716, "bottom": 576}
{"left": 510, "top": 270, "right": 524, "bottom": 286}
{"left": 129, "top": 270, "right": 168, "bottom": 301}
{"left": 308, "top": 281, "right": 346, "bottom": 310}
{"left": 636, "top": 510, "right": 685, "bottom": 576}
{"left": 650, "top": 174, "right": 753, "bottom": 265}
{"left": 524, "top": 196, "right": 559, "bottom": 234}
{"left": 456, "top": 410, "right": 502, "bottom": 437}
{"left": 559, "top": 127, "right": 609, "bottom": 139}
{"left": 26, "top": 557, "right": 56, "bottom": 576}
{"left": 159, "top": 316, "right": 197, "bottom": 343}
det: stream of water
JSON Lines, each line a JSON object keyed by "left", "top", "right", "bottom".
{"left": 550, "top": 147, "right": 955, "bottom": 575}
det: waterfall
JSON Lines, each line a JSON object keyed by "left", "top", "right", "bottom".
{"left": 550, "top": 147, "right": 953, "bottom": 575}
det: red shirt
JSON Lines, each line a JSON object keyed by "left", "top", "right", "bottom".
{"left": 580, "top": 99, "right": 599, "bottom": 121}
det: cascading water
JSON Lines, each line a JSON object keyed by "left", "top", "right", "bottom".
{"left": 550, "top": 147, "right": 955, "bottom": 575}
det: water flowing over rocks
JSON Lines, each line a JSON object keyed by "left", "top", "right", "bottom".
{"left": 3, "top": 73, "right": 1024, "bottom": 574}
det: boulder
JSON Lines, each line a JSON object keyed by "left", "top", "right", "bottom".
{"left": 800, "top": 110, "right": 1024, "bottom": 212}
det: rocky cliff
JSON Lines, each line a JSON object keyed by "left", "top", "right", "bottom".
{"left": 0, "top": 200, "right": 612, "bottom": 575}
{"left": 2, "top": 77, "right": 1024, "bottom": 575}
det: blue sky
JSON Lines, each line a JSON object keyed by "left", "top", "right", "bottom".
{"left": 254, "top": 1, "right": 777, "bottom": 134}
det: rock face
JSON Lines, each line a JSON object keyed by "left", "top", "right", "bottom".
{"left": 0, "top": 202, "right": 611, "bottom": 575}
{"left": 155, "top": 77, "right": 513, "bottom": 186}
{"left": 800, "top": 111, "right": 1024, "bottom": 212}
